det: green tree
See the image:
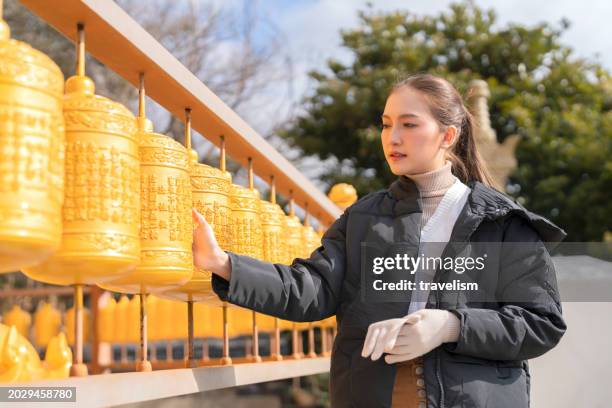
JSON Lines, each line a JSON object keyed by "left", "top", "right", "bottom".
{"left": 278, "top": 0, "right": 611, "bottom": 241}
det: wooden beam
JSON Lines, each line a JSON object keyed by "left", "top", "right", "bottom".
{"left": 20, "top": 357, "right": 331, "bottom": 407}
{"left": 19, "top": 0, "right": 342, "bottom": 226}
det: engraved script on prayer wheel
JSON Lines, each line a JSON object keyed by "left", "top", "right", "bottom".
{"left": 284, "top": 213, "right": 303, "bottom": 264}
{"left": 302, "top": 221, "right": 320, "bottom": 257}
{"left": 260, "top": 200, "right": 285, "bottom": 264}
{"left": 100, "top": 120, "right": 193, "bottom": 294}
{"left": 0, "top": 17, "right": 65, "bottom": 273}
{"left": 229, "top": 184, "right": 263, "bottom": 260}
{"left": 22, "top": 75, "right": 140, "bottom": 285}
{"left": 160, "top": 149, "right": 232, "bottom": 304}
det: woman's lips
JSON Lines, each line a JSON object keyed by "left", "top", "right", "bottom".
{"left": 389, "top": 152, "right": 406, "bottom": 161}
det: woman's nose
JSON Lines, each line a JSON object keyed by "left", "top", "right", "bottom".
{"left": 389, "top": 125, "right": 402, "bottom": 145}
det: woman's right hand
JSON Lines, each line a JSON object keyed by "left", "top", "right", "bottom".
{"left": 192, "top": 208, "right": 231, "bottom": 280}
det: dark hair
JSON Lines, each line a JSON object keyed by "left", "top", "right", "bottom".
{"left": 390, "top": 73, "right": 495, "bottom": 186}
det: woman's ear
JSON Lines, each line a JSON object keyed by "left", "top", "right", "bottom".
{"left": 441, "top": 125, "right": 458, "bottom": 149}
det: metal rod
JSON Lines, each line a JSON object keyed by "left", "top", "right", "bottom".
{"left": 76, "top": 23, "right": 85, "bottom": 77}
{"left": 307, "top": 323, "right": 317, "bottom": 358}
{"left": 247, "top": 157, "right": 254, "bottom": 190}
{"left": 251, "top": 311, "right": 261, "bottom": 362}
{"left": 291, "top": 322, "right": 301, "bottom": 359}
{"left": 304, "top": 203, "right": 310, "bottom": 226}
{"left": 185, "top": 108, "right": 192, "bottom": 151}
{"left": 69, "top": 284, "right": 88, "bottom": 377}
{"left": 321, "top": 326, "right": 329, "bottom": 356}
{"left": 138, "top": 73, "right": 145, "bottom": 119}
{"left": 271, "top": 317, "right": 282, "bottom": 361}
{"left": 187, "top": 301, "right": 195, "bottom": 368}
{"left": 269, "top": 175, "right": 276, "bottom": 204}
{"left": 137, "top": 293, "right": 151, "bottom": 371}
{"left": 219, "top": 135, "right": 226, "bottom": 172}
{"left": 221, "top": 303, "right": 231, "bottom": 365}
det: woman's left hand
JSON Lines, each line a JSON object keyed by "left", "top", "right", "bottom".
{"left": 361, "top": 309, "right": 461, "bottom": 364}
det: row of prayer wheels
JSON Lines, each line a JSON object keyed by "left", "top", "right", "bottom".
{"left": 2, "top": 302, "right": 90, "bottom": 347}
{"left": 2, "top": 298, "right": 336, "bottom": 348}
{"left": 0, "top": 7, "right": 355, "bottom": 376}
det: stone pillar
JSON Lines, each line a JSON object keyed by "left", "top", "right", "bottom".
{"left": 467, "top": 79, "right": 520, "bottom": 192}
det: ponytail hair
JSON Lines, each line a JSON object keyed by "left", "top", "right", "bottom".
{"left": 390, "top": 73, "right": 495, "bottom": 187}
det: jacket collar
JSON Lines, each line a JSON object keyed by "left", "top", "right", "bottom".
{"left": 386, "top": 175, "right": 567, "bottom": 245}
{"left": 385, "top": 175, "right": 422, "bottom": 216}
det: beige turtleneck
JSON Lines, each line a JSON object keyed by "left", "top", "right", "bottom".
{"left": 404, "top": 160, "right": 457, "bottom": 230}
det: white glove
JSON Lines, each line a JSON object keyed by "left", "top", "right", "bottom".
{"left": 361, "top": 309, "right": 460, "bottom": 363}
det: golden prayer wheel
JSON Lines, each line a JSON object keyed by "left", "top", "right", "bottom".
{"left": 284, "top": 212, "right": 303, "bottom": 264}
{"left": 159, "top": 149, "right": 231, "bottom": 304}
{"left": 155, "top": 297, "right": 174, "bottom": 341}
{"left": 65, "top": 305, "right": 91, "bottom": 346}
{"left": 100, "top": 98, "right": 192, "bottom": 294}
{"left": 229, "top": 184, "right": 263, "bottom": 260}
{"left": 260, "top": 199, "right": 285, "bottom": 264}
{"left": 146, "top": 295, "right": 160, "bottom": 342}
{"left": 170, "top": 300, "right": 188, "bottom": 338}
{"left": 127, "top": 295, "right": 141, "bottom": 343}
{"left": 328, "top": 182, "right": 358, "bottom": 210}
{"left": 22, "top": 38, "right": 140, "bottom": 286}
{"left": 195, "top": 304, "right": 225, "bottom": 338}
{"left": 114, "top": 295, "right": 129, "bottom": 344}
{"left": 279, "top": 319, "right": 294, "bottom": 330}
{"left": 261, "top": 177, "right": 288, "bottom": 360}
{"left": 3, "top": 304, "right": 31, "bottom": 339}
{"left": 97, "top": 296, "right": 116, "bottom": 343}
{"left": 229, "top": 307, "right": 255, "bottom": 337}
{"left": 34, "top": 301, "right": 61, "bottom": 348}
{"left": 301, "top": 219, "right": 320, "bottom": 257}
{"left": 0, "top": 13, "right": 65, "bottom": 273}
{"left": 193, "top": 303, "right": 207, "bottom": 338}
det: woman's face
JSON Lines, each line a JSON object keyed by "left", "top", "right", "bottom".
{"left": 381, "top": 86, "right": 455, "bottom": 176}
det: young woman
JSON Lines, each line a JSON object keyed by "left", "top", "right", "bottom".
{"left": 192, "top": 73, "right": 567, "bottom": 408}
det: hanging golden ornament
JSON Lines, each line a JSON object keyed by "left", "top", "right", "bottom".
{"left": 0, "top": 7, "right": 64, "bottom": 273}
{"left": 22, "top": 24, "right": 139, "bottom": 285}
{"left": 328, "top": 182, "right": 358, "bottom": 210}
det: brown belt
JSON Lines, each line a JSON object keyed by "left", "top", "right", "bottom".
{"left": 391, "top": 356, "right": 427, "bottom": 408}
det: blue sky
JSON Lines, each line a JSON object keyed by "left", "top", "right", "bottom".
{"left": 225, "top": 0, "right": 612, "bottom": 134}
{"left": 180, "top": 0, "right": 612, "bottom": 197}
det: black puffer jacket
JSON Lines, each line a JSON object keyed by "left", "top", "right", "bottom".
{"left": 212, "top": 175, "right": 567, "bottom": 408}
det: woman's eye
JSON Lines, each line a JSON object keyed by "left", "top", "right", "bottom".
{"left": 403, "top": 123, "right": 417, "bottom": 128}
{"left": 380, "top": 123, "right": 391, "bottom": 129}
